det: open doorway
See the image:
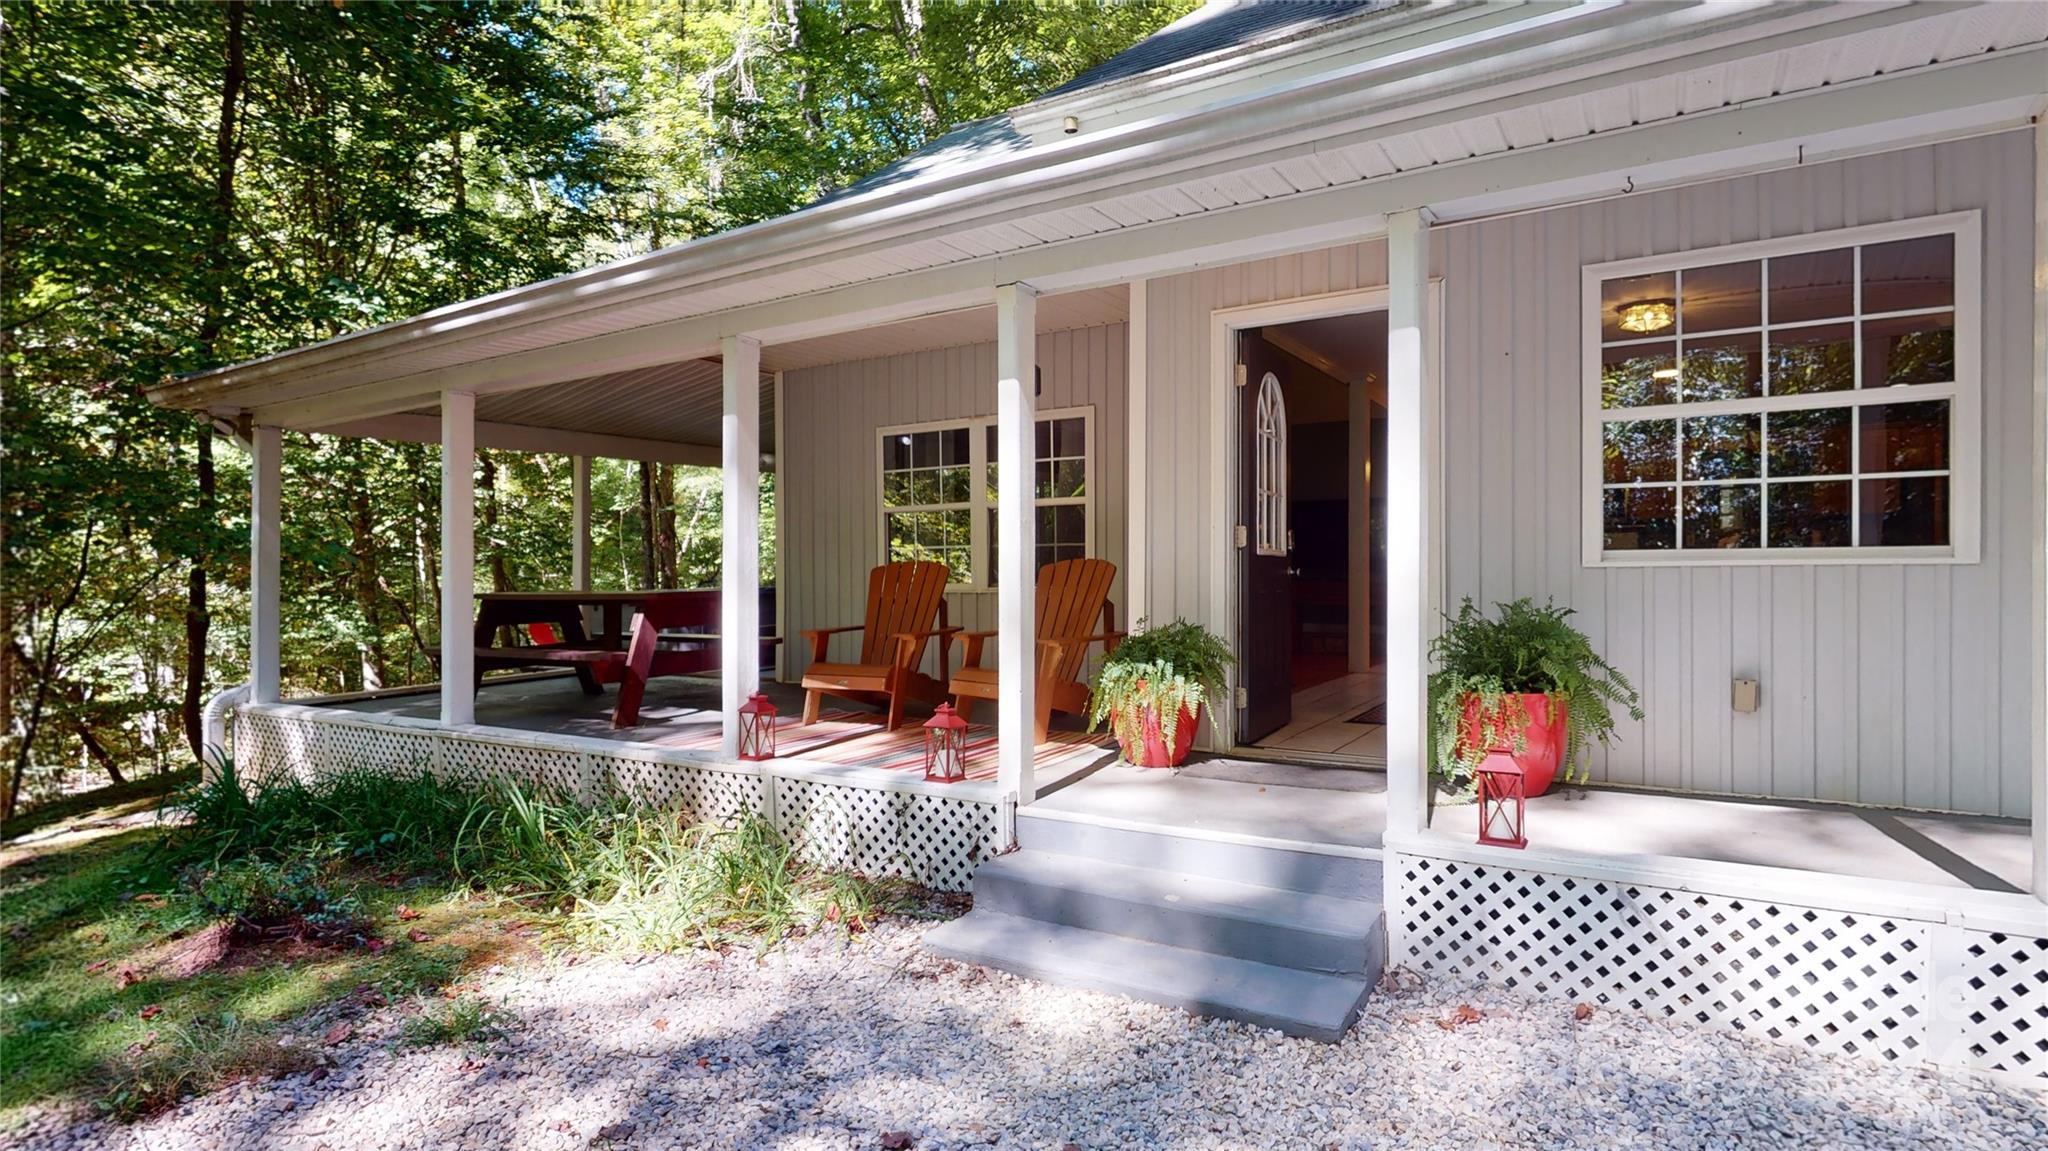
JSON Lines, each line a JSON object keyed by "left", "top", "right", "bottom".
{"left": 1234, "top": 309, "right": 1387, "bottom": 763}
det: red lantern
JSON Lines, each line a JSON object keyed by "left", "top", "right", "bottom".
{"left": 1475, "top": 753, "right": 1527, "bottom": 849}
{"left": 923, "top": 702, "right": 969, "bottom": 783}
{"left": 737, "top": 692, "right": 778, "bottom": 762}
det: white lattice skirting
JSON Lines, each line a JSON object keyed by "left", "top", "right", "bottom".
{"left": 1390, "top": 851, "right": 2048, "bottom": 1084}
{"left": 232, "top": 704, "right": 1002, "bottom": 892}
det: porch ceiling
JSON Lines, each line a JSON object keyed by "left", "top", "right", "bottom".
{"left": 343, "top": 285, "right": 1126, "bottom": 461}
{"left": 402, "top": 359, "right": 771, "bottom": 457}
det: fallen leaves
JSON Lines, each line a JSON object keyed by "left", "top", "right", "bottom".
{"left": 1573, "top": 1002, "right": 1594, "bottom": 1022}
{"left": 596, "top": 1121, "right": 636, "bottom": 1141}
{"left": 651, "top": 1017, "right": 668, "bottom": 1031}
{"left": 406, "top": 928, "right": 430, "bottom": 944}
{"left": 321, "top": 1020, "right": 352, "bottom": 1047}
{"left": 84, "top": 958, "right": 112, "bottom": 974}
{"left": 138, "top": 1004, "right": 163, "bottom": 1021}
{"left": 880, "top": 1132, "right": 914, "bottom": 1150}
{"left": 1435, "top": 1003, "right": 1483, "bottom": 1031}
{"left": 395, "top": 905, "right": 422, "bottom": 921}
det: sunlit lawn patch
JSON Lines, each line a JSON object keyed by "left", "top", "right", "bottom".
{"left": 2, "top": 767, "right": 907, "bottom": 1124}
{"left": 0, "top": 815, "right": 530, "bottom": 1122}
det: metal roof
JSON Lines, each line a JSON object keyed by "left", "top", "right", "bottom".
{"left": 148, "top": 0, "right": 2048, "bottom": 439}
{"left": 1040, "top": 0, "right": 1391, "bottom": 100}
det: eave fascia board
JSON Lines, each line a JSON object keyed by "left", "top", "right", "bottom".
{"left": 253, "top": 47, "right": 2044, "bottom": 433}
{"left": 151, "top": 0, "right": 1896, "bottom": 411}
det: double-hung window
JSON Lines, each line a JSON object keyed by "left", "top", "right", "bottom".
{"left": 878, "top": 406, "right": 1093, "bottom": 588}
{"left": 1583, "top": 213, "right": 1979, "bottom": 565}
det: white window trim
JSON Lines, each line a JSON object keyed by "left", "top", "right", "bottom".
{"left": 877, "top": 405, "right": 1095, "bottom": 591}
{"left": 1580, "top": 210, "right": 1981, "bottom": 568}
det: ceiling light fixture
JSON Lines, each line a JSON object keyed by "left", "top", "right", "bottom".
{"left": 1616, "top": 299, "right": 1676, "bottom": 333}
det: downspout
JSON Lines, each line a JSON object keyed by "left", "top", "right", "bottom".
{"left": 201, "top": 682, "right": 249, "bottom": 782}
{"left": 200, "top": 413, "right": 256, "bottom": 786}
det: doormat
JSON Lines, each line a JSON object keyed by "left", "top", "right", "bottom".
{"left": 1347, "top": 703, "right": 1385, "bottom": 725}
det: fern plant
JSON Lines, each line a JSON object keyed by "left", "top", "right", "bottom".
{"left": 1427, "top": 597, "right": 1642, "bottom": 789}
{"left": 1086, "top": 618, "right": 1234, "bottom": 761}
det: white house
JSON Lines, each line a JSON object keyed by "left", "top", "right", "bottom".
{"left": 153, "top": 0, "right": 2048, "bottom": 1075}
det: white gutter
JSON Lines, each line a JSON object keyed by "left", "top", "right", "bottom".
{"left": 149, "top": 0, "right": 1932, "bottom": 411}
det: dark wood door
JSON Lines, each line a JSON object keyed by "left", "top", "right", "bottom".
{"left": 1237, "top": 329, "right": 1293, "bottom": 745}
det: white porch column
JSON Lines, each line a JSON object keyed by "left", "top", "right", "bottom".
{"left": 996, "top": 283, "right": 1040, "bottom": 805}
{"left": 1126, "top": 278, "right": 1148, "bottom": 626}
{"left": 1385, "top": 210, "right": 1434, "bottom": 840}
{"left": 2030, "top": 108, "right": 2047, "bottom": 901}
{"left": 249, "top": 424, "right": 283, "bottom": 704}
{"left": 570, "top": 455, "right": 593, "bottom": 591}
{"left": 720, "top": 335, "right": 763, "bottom": 758}
{"left": 441, "top": 391, "right": 476, "bottom": 726}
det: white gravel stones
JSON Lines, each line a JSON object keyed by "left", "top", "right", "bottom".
{"left": 10, "top": 918, "right": 2044, "bottom": 1151}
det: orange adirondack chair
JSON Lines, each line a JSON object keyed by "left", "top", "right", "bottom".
{"left": 950, "top": 558, "right": 1124, "bottom": 743}
{"left": 800, "top": 561, "right": 958, "bottom": 729}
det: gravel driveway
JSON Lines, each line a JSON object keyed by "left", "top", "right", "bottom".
{"left": 12, "top": 918, "right": 2043, "bottom": 1151}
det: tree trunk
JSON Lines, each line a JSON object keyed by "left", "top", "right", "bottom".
{"left": 479, "top": 449, "right": 511, "bottom": 593}
{"left": 637, "top": 461, "right": 657, "bottom": 589}
{"left": 5, "top": 525, "right": 94, "bottom": 822}
{"left": 345, "top": 446, "right": 388, "bottom": 690}
{"left": 182, "top": 0, "right": 247, "bottom": 763}
{"left": 655, "top": 463, "right": 679, "bottom": 589}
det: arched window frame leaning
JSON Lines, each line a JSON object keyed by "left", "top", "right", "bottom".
{"left": 1255, "top": 371, "right": 1288, "bottom": 557}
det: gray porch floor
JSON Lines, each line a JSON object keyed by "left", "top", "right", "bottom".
{"left": 312, "top": 671, "right": 1116, "bottom": 789}
{"left": 1036, "top": 758, "right": 2030, "bottom": 894}
{"left": 313, "top": 675, "right": 2028, "bottom": 894}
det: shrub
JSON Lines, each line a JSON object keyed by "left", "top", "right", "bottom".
{"left": 185, "top": 858, "right": 364, "bottom": 939}
{"left": 165, "top": 762, "right": 485, "bottom": 872}
{"left": 171, "top": 766, "right": 894, "bottom": 953}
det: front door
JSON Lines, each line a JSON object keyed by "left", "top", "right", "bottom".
{"left": 1237, "top": 329, "right": 1292, "bottom": 745}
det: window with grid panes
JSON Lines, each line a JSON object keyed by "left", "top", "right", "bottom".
{"left": 879, "top": 424, "right": 973, "bottom": 583}
{"left": 1586, "top": 215, "right": 1975, "bottom": 563}
{"left": 877, "top": 407, "right": 1092, "bottom": 587}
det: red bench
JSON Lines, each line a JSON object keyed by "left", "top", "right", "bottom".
{"left": 475, "top": 590, "right": 778, "bottom": 728}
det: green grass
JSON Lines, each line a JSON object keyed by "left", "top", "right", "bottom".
{"left": 0, "top": 781, "right": 524, "bottom": 1122}
{"left": 2, "top": 764, "right": 904, "bottom": 1124}
{"left": 400, "top": 993, "right": 505, "bottom": 1048}
{"left": 1, "top": 768, "right": 197, "bottom": 843}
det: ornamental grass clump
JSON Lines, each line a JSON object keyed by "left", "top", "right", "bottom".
{"left": 1426, "top": 597, "right": 1642, "bottom": 790}
{"left": 1086, "top": 618, "right": 1234, "bottom": 759}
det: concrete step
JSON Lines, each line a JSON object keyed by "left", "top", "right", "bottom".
{"left": 923, "top": 911, "right": 1375, "bottom": 1042}
{"left": 973, "top": 850, "right": 1384, "bottom": 976}
{"left": 1017, "top": 809, "right": 1381, "bottom": 900}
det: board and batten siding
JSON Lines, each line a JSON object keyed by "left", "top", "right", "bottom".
{"left": 1139, "top": 130, "right": 2034, "bottom": 818}
{"left": 1139, "top": 241, "right": 1396, "bottom": 634}
{"left": 779, "top": 324, "right": 1129, "bottom": 686}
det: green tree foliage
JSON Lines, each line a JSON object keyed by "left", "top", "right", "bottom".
{"left": 2, "top": 0, "right": 1191, "bottom": 815}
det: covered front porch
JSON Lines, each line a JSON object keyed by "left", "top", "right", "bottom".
{"left": 297, "top": 668, "right": 2030, "bottom": 898}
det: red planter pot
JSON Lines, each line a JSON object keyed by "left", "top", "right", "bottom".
{"left": 1459, "top": 693, "right": 1568, "bottom": 797}
{"left": 1117, "top": 704, "right": 1202, "bottom": 768}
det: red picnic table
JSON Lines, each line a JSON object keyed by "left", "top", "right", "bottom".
{"left": 473, "top": 588, "right": 779, "bottom": 727}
